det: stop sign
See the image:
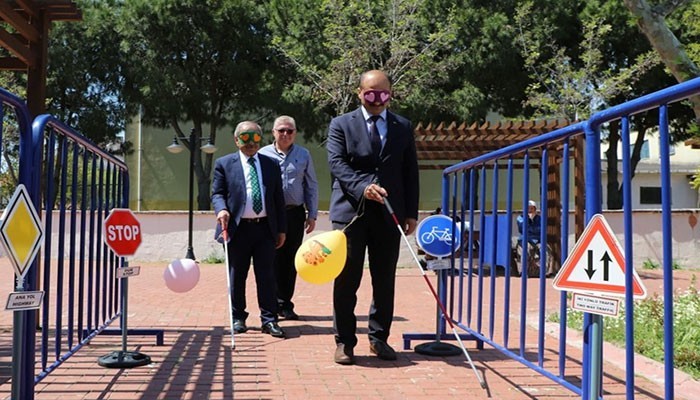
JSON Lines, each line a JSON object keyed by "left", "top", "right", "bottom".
{"left": 104, "top": 208, "right": 142, "bottom": 257}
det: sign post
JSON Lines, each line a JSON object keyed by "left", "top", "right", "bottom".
{"left": 408, "top": 214, "right": 463, "bottom": 356}
{"left": 0, "top": 184, "right": 44, "bottom": 400}
{"left": 98, "top": 208, "right": 151, "bottom": 368}
{"left": 552, "top": 214, "right": 647, "bottom": 399}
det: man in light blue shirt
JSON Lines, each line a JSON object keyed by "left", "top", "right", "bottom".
{"left": 260, "top": 115, "right": 319, "bottom": 320}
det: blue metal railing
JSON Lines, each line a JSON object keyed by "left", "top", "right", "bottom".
{"left": 29, "top": 115, "right": 128, "bottom": 388}
{"left": 411, "top": 76, "right": 700, "bottom": 399}
{"left": 0, "top": 94, "right": 130, "bottom": 399}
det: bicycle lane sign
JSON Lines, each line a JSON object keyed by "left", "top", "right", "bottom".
{"left": 416, "top": 214, "right": 462, "bottom": 258}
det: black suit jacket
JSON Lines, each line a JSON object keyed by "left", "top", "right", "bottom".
{"left": 211, "top": 151, "right": 287, "bottom": 240}
{"left": 327, "top": 107, "right": 419, "bottom": 225}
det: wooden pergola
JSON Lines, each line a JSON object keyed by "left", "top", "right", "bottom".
{"left": 413, "top": 119, "right": 587, "bottom": 270}
{"left": 0, "top": 0, "right": 81, "bottom": 116}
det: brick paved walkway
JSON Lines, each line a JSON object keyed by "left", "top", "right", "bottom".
{"left": 0, "top": 262, "right": 693, "bottom": 399}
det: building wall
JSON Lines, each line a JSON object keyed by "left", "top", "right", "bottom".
{"left": 125, "top": 121, "right": 699, "bottom": 212}
{"left": 124, "top": 120, "right": 455, "bottom": 211}
{"left": 600, "top": 131, "right": 700, "bottom": 209}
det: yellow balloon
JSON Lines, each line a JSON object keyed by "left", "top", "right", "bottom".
{"left": 295, "top": 230, "right": 347, "bottom": 284}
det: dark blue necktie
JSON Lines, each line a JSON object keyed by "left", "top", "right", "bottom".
{"left": 369, "top": 115, "right": 382, "bottom": 156}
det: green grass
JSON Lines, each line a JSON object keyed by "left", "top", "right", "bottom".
{"left": 642, "top": 258, "right": 682, "bottom": 270}
{"left": 549, "top": 277, "right": 700, "bottom": 379}
{"left": 201, "top": 252, "right": 225, "bottom": 264}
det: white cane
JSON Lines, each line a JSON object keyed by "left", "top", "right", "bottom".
{"left": 383, "top": 198, "right": 486, "bottom": 389}
{"left": 222, "top": 229, "right": 235, "bottom": 349}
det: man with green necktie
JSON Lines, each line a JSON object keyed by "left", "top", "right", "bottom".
{"left": 212, "top": 121, "right": 288, "bottom": 339}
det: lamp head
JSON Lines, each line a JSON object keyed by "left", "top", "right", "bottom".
{"left": 167, "top": 137, "right": 184, "bottom": 154}
{"left": 200, "top": 140, "right": 217, "bottom": 154}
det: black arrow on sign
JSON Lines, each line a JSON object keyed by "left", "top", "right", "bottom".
{"left": 585, "top": 249, "right": 596, "bottom": 279}
{"left": 601, "top": 251, "right": 612, "bottom": 281}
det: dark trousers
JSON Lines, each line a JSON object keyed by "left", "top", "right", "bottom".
{"left": 274, "top": 205, "right": 306, "bottom": 311}
{"left": 228, "top": 220, "right": 278, "bottom": 325}
{"left": 332, "top": 202, "right": 400, "bottom": 348}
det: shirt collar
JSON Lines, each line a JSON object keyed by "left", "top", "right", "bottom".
{"left": 361, "top": 107, "right": 387, "bottom": 121}
{"left": 274, "top": 142, "right": 294, "bottom": 155}
{"left": 240, "top": 152, "right": 258, "bottom": 164}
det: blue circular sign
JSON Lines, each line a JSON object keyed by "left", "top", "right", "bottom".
{"left": 416, "top": 214, "right": 462, "bottom": 258}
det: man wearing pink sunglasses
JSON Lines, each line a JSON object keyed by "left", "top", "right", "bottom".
{"left": 327, "top": 70, "right": 419, "bottom": 365}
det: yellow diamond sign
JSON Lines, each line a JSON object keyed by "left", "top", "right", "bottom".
{"left": 0, "top": 184, "right": 43, "bottom": 279}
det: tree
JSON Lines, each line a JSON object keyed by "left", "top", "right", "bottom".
{"left": 47, "top": 0, "right": 132, "bottom": 146}
{"left": 118, "top": 0, "right": 281, "bottom": 210}
{"left": 515, "top": 1, "right": 659, "bottom": 121}
{"left": 266, "top": 0, "right": 469, "bottom": 141}
{"left": 515, "top": 0, "right": 696, "bottom": 209}
{"left": 623, "top": 0, "right": 700, "bottom": 120}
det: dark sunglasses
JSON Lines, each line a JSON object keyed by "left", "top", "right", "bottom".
{"left": 275, "top": 128, "right": 296, "bottom": 134}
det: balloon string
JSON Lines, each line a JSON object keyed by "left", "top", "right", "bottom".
{"left": 341, "top": 193, "right": 368, "bottom": 233}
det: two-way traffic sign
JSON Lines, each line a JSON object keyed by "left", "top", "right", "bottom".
{"left": 552, "top": 214, "right": 647, "bottom": 298}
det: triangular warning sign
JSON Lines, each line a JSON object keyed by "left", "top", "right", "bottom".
{"left": 552, "top": 214, "right": 647, "bottom": 299}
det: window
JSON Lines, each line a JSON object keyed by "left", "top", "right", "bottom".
{"left": 638, "top": 139, "right": 650, "bottom": 159}
{"left": 640, "top": 186, "right": 662, "bottom": 204}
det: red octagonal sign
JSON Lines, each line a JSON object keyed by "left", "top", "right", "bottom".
{"left": 104, "top": 208, "right": 142, "bottom": 257}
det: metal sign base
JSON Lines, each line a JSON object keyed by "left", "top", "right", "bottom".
{"left": 98, "top": 350, "right": 151, "bottom": 368}
{"left": 414, "top": 341, "right": 462, "bottom": 356}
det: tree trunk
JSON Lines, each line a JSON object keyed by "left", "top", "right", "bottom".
{"left": 197, "top": 179, "right": 211, "bottom": 211}
{"left": 623, "top": 0, "right": 700, "bottom": 120}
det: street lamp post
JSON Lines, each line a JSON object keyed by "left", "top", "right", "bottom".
{"left": 167, "top": 127, "right": 217, "bottom": 260}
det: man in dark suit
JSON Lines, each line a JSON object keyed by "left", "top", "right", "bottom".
{"left": 212, "top": 121, "right": 287, "bottom": 338}
{"left": 327, "top": 70, "right": 419, "bottom": 365}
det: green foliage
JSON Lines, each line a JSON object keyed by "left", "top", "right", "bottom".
{"left": 680, "top": 1, "right": 700, "bottom": 65}
{"left": 691, "top": 168, "right": 700, "bottom": 191}
{"left": 515, "top": 0, "right": 660, "bottom": 120}
{"left": 642, "top": 259, "right": 683, "bottom": 270}
{"left": 642, "top": 258, "right": 660, "bottom": 270}
{"left": 266, "top": 0, "right": 523, "bottom": 138}
{"left": 555, "top": 283, "right": 700, "bottom": 379}
{"left": 47, "top": 0, "right": 131, "bottom": 145}
{"left": 201, "top": 252, "right": 225, "bottom": 264}
{"left": 119, "top": 0, "right": 278, "bottom": 129}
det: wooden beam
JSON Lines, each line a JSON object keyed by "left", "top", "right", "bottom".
{"left": 26, "top": 9, "right": 48, "bottom": 116}
{"left": 14, "top": 0, "right": 39, "bottom": 19}
{"left": 0, "top": 26, "right": 34, "bottom": 66}
{"left": 0, "top": 1, "right": 40, "bottom": 42}
{"left": 0, "top": 56, "right": 27, "bottom": 70}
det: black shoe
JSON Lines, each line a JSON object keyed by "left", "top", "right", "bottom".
{"left": 261, "top": 321, "right": 285, "bottom": 338}
{"left": 233, "top": 319, "right": 247, "bottom": 334}
{"left": 334, "top": 344, "right": 355, "bottom": 365}
{"left": 279, "top": 309, "right": 299, "bottom": 320}
{"left": 369, "top": 340, "right": 397, "bottom": 361}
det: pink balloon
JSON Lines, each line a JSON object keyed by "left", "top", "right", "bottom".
{"left": 163, "top": 259, "right": 200, "bottom": 293}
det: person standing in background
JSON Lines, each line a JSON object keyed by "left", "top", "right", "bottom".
{"left": 326, "top": 69, "right": 419, "bottom": 365}
{"left": 260, "top": 116, "right": 319, "bottom": 321}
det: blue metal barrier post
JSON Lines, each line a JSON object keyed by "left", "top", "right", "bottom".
{"left": 583, "top": 121, "right": 603, "bottom": 400}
